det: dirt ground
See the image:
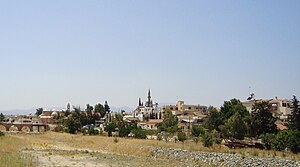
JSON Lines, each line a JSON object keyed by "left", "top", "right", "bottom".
{"left": 13, "top": 132, "right": 177, "bottom": 167}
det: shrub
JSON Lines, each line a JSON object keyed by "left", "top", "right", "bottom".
{"left": 177, "top": 131, "right": 187, "bottom": 143}
{"left": 272, "top": 130, "right": 300, "bottom": 153}
{"left": 202, "top": 132, "right": 213, "bottom": 147}
{"left": 132, "top": 128, "right": 147, "bottom": 139}
{"left": 0, "top": 131, "right": 4, "bottom": 136}
{"left": 191, "top": 125, "right": 205, "bottom": 137}
{"left": 113, "top": 137, "right": 119, "bottom": 143}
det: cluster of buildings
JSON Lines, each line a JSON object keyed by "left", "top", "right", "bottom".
{"left": 0, "top": 89, "right": 294, "bottom": 133}
{"left": 123, "top": 90, "right": 293, "bottom": 134}
{"left": 123, "top": 89, "right": 208, "bottom": 134}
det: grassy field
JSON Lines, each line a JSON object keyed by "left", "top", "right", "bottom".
{"left": 0, "top": 132, "right": 299, "bottom": 166}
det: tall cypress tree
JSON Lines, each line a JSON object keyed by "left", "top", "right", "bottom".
{"left": 288, "top": 95, "right": 300, "bottom": 131}
{"left": 104, "top": 101, "right": 110, "bottom": 114}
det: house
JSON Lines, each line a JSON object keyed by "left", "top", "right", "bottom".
{"left": 242, "top": 97, "right": 292, "bottom": 120}
{"left": 138, "top": 119, "right": 163, "bottom": 130}
{"left": 162, "top": 101, "right": 207, "bottom": 115}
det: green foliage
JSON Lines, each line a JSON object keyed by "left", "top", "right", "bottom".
{"left": 81, "top": 127, "right": 100, "bottom": 136}
{"left": 35, "top": 108, "right": 43, "bottom": 116}
{"left": 260, "top": 133, "right": 275, "bottom": 149}
{"left": 220, "top": 99, "right": 249, "bottom": 120}
{"left": 131, "top": 128, "right": 147, "bottom": 139}
{"left": 211, "top": 129, "right": 222, "bottom": 144}
{"left": 156, "top": 109, "right": 178, "bottom": 133}
{"left": 85, "top": 104, "right": 94, "bottom": 125}
{"left": 224, "top": 112, "right": 247, "bottom": 140}
{"left": 202, "top": 132, "right": 214, "bottom": 147}
{"left": 272, "top": 130, "right": 300, "bottom": 153}
{"left": 177, "top": 131, "right": 187, "bottom": 143}
{"left": 104, "top": 101, "right": 110, "bottom": 114}
{"left": 205, "top": 106, "right": 223, "bottom": 131}
{"left": 0, "top": 113, "right": 4, "bottom": 122}
{"left": 191, "top": 125, "right": 205, "bottom": 137}
{"left": 0, "top": 131, "right": 4, "bottom": 136}
{"left": 105, "top": 122, "right": 117, "bottom": 137}
{"left": 249, "top": 101, "right": 277, "bottom": 137}
{"left": 288, "top": 96, "right": 300, "bottom": 131}
{"left": 65, "top": 117, "right": 81, "bottom": 134}
{"left": 95, "top": 103, "right": 105, "bottom": 118}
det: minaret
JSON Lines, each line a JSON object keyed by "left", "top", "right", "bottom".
{"left": 147, "top": 89, "right": 151, "bottom": 107}
{"left": 138, "top": 98, "right": 142, "bottom": 106}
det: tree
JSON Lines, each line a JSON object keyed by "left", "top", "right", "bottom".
{"left": 65, "top": 117, "right": 81, "bottom": 134}
{"left": 202, "top": 132, "right": 214, "bottom": 147}
{"left": 65, "top": 103, "right": 71, "bottom": 117}
{"left": 191, "top": 125, "right": 205, "bottom": 137}
{"left": 104, "top": 101, "right": 110, "bottom": 114}
{"left": 105, "top": 122, "right": 116, "bottom": 137}
{"left": 220, "top": 99, "right": 249, "bottom": 120}
{"left": 95, "top": 103, "right": 105, "bottom": 118}
{"left": 156, "top": 109, "right": 178, "bottom": 133}
{"left": 35, "top": 108, "right": 43, "bottom": 116}
{"left": 131, "top": 128, "right": 147, "bottom": 139}
{"left": 224, "top": 112, "right": 247, "bottom": 140}
{"left": 288, "top": 96, "right": 300, "bottom": 131}
{"left": 0, "top": 113, "right": 4, "bottom": 122}
{"left": 177, "top": 131, "right": 187, "bottom": 143}
{"left": 249, "top": 101, "right": 277, "bottom": 137}
{"left": 272, "top": 129, "right": 300, "bottom": 153}
{"left": 85, "top": 104, "right": 94, "bottom": 125}
{"left": 205, "top": 106, "right": 223, "bottom": 131}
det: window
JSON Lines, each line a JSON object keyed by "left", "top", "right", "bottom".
{"left": 188, "top": 107, "right": 191, "bottom": 110}
{"left": 176, "top": 107, "right": 178, "bottom": 110}
{"left": 170, "top": 107, "right": 173, "bottom": 110}
{"left": 282, "top": 103, "right": 287, "bottom": 107}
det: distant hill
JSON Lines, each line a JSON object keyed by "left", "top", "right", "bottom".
{"left": 0, "top": 108, "right": 36, "bottom": 115}
{"left": 0, "top": 106, "right": 135, "bottom": 115}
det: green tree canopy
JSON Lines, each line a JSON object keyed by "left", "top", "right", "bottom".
{"left": 0, "top": 113, "right": 4, "bottom": 122}
{"left": 288, "top": 95, "right": 300, "bottom": 131}
{"left": 224, "top": 112, "right": 247, "bottom": 140}
{"left": 205, "top": 106, "right": 223, "bottom": 131}
{"left": 95, "top": 103, "right": 105, "bottom": 118}
{"left": 104, "top": 101, "right": 110, "bottom": 114}
{"left": 249, "top": 101, "right": 277, "bottom": 137}
{"left": 220, "top": 99, "right": 249, "bottom": 120}
{"left": 35, "top": 108, "right": 43, "bottom": 116}
{"left": 156, "top": 109, "right": 178, "bottom": 133}
{"left": 191, "top": 125, "right": 205, "bottom": 137}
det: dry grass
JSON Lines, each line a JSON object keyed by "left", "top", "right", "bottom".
{"left": 0, "top": 135, "right": 36, "bottom": 167}
{"left": 1, "top": 132, "right": 299, "bottom": 166}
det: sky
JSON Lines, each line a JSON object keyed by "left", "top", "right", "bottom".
{"left": 0, "top": 1, "right": 299, "bottom": 112}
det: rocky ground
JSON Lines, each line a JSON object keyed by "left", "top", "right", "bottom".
{"left": 151, "top": 147, "right": 300, "bottom": 167}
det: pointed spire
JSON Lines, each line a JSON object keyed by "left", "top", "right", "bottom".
{"left": 148, "top": 89, "right": 151, "bottom": 99}
{"left": 138, "top": 98, "right": 142, "bottom": 106}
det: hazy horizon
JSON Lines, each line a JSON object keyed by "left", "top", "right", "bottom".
{"left": 0, "top": 1, "right": 299, "bottom": 111}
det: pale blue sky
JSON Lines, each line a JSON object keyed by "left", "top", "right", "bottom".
{"left": 0, "top": 1, "right": 299, "bottom": 111}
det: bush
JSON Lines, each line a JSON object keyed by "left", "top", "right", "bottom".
{"left": 272, "top": 130, "right": 300, "bottom": 153}
{"left": 177, "top": 131, "right": 187, "bottom": 143}
{"left": 191, "top": 125, "right": 205, "bottom": 137}
{"left": 260, "top": 133, "right": 275, "bottom": 149}
{"left": 0, "top": 131, "right": 4, "bottom": 136}
{"left": 202, "top": 132, "right": 213, "bottom": 147}
{"left": 132, "top": 128, "right": 147, "bottom": 139}
{"left": 113, "top": 137, "right": 119, "bottom": 143}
